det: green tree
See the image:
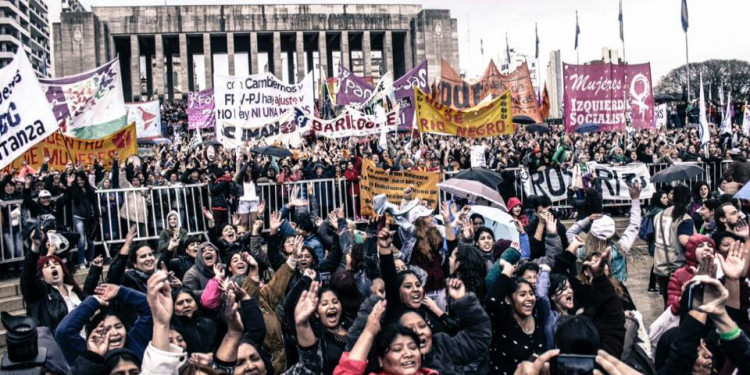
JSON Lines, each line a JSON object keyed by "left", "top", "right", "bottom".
{"left": 654, "top": 59, "right": 750, "bottom": 103}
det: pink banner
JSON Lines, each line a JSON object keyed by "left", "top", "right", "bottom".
{"left": 187, "top": 88, "right": 215, "bottom": 129}
{"left": 563, "top": 62, "right": 654, "bottom": 132}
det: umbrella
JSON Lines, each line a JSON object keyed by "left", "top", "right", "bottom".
{"left": 524, "top": 124, "right": 551, "bottom": 134}
{"left": 452, "top": 168, "right": 504, "bottom": 190}
{"left": 574, "top": 123, "right": 601, "bottom": 133}
{"left": 251, "top": 145, "right": 293, "bottom": 158}
{"left": 439, "top": 178, "right": 507, "bottom": 211}
{"left": 469, "top": 205, "right": 519, "bottom": 243}
{"left": 650, "top": 163, "right": 704, "bottom": 184}
{"left": 513, "top": 115, "right": 537, "bottom": 124}
{"left": 655, "top": 94, "right": 677, "bottom": 104}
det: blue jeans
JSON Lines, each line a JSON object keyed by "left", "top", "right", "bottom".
{"left": 2, "top": 227, "right": 22, "bottom": 261}
{"left": 73, "top": 216, "right": 94, "bottom": 265}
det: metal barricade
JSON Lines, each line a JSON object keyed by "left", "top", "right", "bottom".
{"left": 257, "top": 178, "right": 358, "bottom": 220}
{"left": 0, "top": 199, "right": 24, "bottom": 264}
{"left": 95, "top": 183, "right": 212, "bottom": 256}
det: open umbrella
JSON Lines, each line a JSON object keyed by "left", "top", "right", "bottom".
{"left": 251, "top": 145, "right": 293, "bottom": 158}
{"left": 513, "top": 115, "right": 537, "bottom": 124}
{"left": 574, "top": 123, "right": 601, "bottom": 133}
{"left": 650, "top": 163, "right": 704, "bottom": 184}
{"left": 524, "top": 124, "right": 551, "bottom": 134}
{"left": 439, "top": 178, "right": 507, "bottom": 211}
{"left": 469, "top": 205, "right": 519, "bottom": 243}
{"left": 452, "top": 168, "right": 504, "bottom": 190}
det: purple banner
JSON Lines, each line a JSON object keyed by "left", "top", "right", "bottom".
{"left": 393, "top": 61, "right": 429, "bottom": 130}
{"left": 336, "top": 63, "right": 375, "bottom": 106}
{"left": 187, "top": 88, "right": 215, "bottom": 129}
{"left": 563, "top": 62, "right": 655, "bottom": 132}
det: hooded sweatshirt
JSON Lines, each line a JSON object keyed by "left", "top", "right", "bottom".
{"left": 183, "top": 242, "right": 218, "bottom": 299}
{"left": 667, "top": 234, "right": 715, "bottom": 315}
{"left": 157, "top": 210, "right": 188, "bottom": 256}
{"left": 507, "top": 197, "right": 528, "bottom": 226}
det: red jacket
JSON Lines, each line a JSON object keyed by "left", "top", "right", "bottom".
{"left": 333, "top": 352, "right": 439, "bottom": 375}
{"left": 344, "top": 168, "right": 360, "bottom": 195}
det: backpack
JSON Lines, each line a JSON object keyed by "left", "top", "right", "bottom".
{"left": 638, "top": 214, "right": 656, "bottom": 242}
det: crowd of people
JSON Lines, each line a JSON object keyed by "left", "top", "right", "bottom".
{"left": 4, "top": 99, "right": 750, "bottom": 375}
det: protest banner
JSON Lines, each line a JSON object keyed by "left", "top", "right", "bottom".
{"left": 470, "top": 145, "right": 487, "bottom": 168}
{"left": 300, "top": 107, "right": 399, "bottom": 138}
{"left": 0, "top": 51, "right": 60, "bottom": 170}
{"left": 360, "top": 158, "right": 440, "bottom": 216}
{"left": 126, "top": 100, "right": 163, "bottom": 139}
{"left": 40, "top": 58, "right": 127, "bottom": 139}
{"left": 438, "top": 59, "right": 542, "bottom": 123}
{"left": 563, "top": 62, "right": 655, "bottom": 132}
{"left": 187, "top": 88, "right": 216, "bottom": 129}
{"left": 415, "top": 87, "right": 514, "bottom": 138}
{"left": 215, "top": 72, "right": 315, "bottom": 144}
{"left": 336, "top": 63, "right": 375, "bottom": 105}
{"left": 522, "top": 163, "right": 655, "bottom": 202}
{"left": 655, "top": 103, "right": 668, "bottom": 129}
{"left": 394, "top": 61, "right": 429, "bottom": 130}
{"left": 4, "top": 123, "right": 137, "bottom": 171}
{"left": 220, "top": 108, "right": 305, "bottom": 149}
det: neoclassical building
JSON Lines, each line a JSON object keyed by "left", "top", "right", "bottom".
{"left": 54, "top": 4, "right": 459, "bottom": 101}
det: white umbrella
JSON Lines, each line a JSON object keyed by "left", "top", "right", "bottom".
{"left": 469, "top": 205, "right": 519, "bottom": 243}
{"left": 438, "top": 178, "right": 507, "bottom": 211}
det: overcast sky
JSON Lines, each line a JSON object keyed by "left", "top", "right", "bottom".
{"left": 84, "top": 0, "right": 750, "bottom": 84}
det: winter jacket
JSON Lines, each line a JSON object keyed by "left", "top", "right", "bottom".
{"left": 183, "top": 245, "right": 217, "bottom": 299}
{"left": 506, "top": 197, "right": 528, "bottom": 227}
{"left": 333, "top": 352, "right": 439, "bottom": 375}
{"left": 140, "top": 343, "right": 188, "bottom": 375}
{"left": 242, "top": 261, "right": 296, "bottom": 374}
{"left": 55, "top": 288, "right": 152, "bottom": 365}
{"left": 656, "top": 314, "right": 710, "bottom": 375}
{"left": 105, "top": 254, "right": 151, "bottom": 293}
{"left": 171, "top": 311, "right": 217, "bottom": 355}
{"left": 157, "top": 211, "right": 188, "bottom": 256}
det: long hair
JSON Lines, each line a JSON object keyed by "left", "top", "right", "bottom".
{"left": 452, "top": 245, "right": 488, "bottom": 299}
{"left": 582, "top": 233, "right": 619, "bottom": 261}
{"left": 577, "top": 251, "right": 624, "bottom": 298}
{"left": 414, "top": 217, "right": 442, "bottom": 260}
{"left": 329, "top": 272, "right": 362, "bottom": 321}
{"left": 692, "top": 181, "right": 710, "bottom": 202}
{"left": 37, "top": 255, "right": 82, "bottom": 294}
{"left": 671, "top": 184, "right": 691, "bottom": 220}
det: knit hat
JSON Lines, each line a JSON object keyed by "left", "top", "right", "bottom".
{"left": 684, "top": 234, "right": 716, "bottom": 268}
{"left": 507, "top": 197, "right": 522, "bottom": 212}
{"left": 590, "top": 215, "right": 616, "bottom": 240}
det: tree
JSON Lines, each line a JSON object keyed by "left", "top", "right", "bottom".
{"left": 654, "top": 59, "right": 750, "bottom": 103}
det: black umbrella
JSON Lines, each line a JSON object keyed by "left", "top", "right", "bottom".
{"left": 513, "top": 115, "right": 537, "bottom": 124}
{"left": 452, "top": 168, "right": 504, "bottom": 190}
{"left": 655, "top": 94, "right": 677, "bottom": 104}
{"left": 251, "top": 145, "right": 293, "bottom": 158}
{"left": 524, "top": 124, "right": 551, "bottom": 134}
{"left": 650, "top": 164, "right": 704, "bottom": 183}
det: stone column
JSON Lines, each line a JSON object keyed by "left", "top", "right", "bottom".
{"left": 317, "top": 31, "right": 328, "bottom": 78}
{"left": 203, "top": 33, "right": 212, "bottom": 89}
{"left": 96, "top": 27, "right": 106, "bottom": 66}
{"left": 272, "top": 32, "right": 282, "bottom": 79}
{"left": 108, "top": 34, "right": 115, "bottom": 62}
{"left": 250, "top": 32, "right": 259, "bottom": 73}
{"left": 384, "top": 31, "right": 394, "bottom": 74}
{"left": 154, "top": 34, "right": 165, "bottom": 99}
{"left": 340, "top": 31, "right": 350, "bottom": 69}
{"left": 362, "top": 31, "right": 371, "bottom": 77}
{"left": 295, "top": 31, "right": 304, "bottom": 83}
{"left": 179, "top": 33, "right": 189, "bottom": 94}
{"left": 404, "top": 30, "right": 413, "bottom": 70}
{"left": 227, "top": 32, "right": 235, "bottom": 75}
{"left": 130, "top": 35, "right": 140, "bottom": 101}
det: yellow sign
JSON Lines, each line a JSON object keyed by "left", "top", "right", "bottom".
{"left": 5, "top": 123, "right": 138, "bottom": 171}
{"left": 415, "top": 86, "right": 514, "bottom": 138}
{"left": 360, "top": 158, "right": 441, "bottom": 216}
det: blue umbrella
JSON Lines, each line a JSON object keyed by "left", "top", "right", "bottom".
{"left": 734, "top": 183, "right": 750, "bottom": 201}
{"left": 575, "top": 123, "right": 601, "bottom": 133}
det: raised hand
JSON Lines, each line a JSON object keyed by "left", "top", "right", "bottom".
{"left": 718, "top": 239, "right": 747, "bottom": 280}
{"left": 257, "top": 200, "right": 266, "bottom": 215}
{"left": 147, "top": 271, "right": 173, "bottom": 326}
{"left": 232, "top": 212, "right": 241, "bottom": 227}
{"left": 252, "top": 220, "right": 264, "bottom": 236}
{"left": 544, "top": 211, "right": 558, "bottom": 234}
{"left": 213, "top": 263, "right": 226, "bottom": 280}
{"left": 86, "top": 325, "right": 112, "bottom": 358}
{"left": 124, "top": 225, "right": 137, "bottom": 244}
{"left": 92, "top": 256, "right": 104, "bottom": 268}
{"left": 328, "top": 210, "right": 339, "bottom": 230}
{"left": 303, "top": 268, "right": 317, "bottom": 280}
{"left": 94, "top": 284, "right": 120, "bottom": 304}
{"left": 461, "top": 217, "right": 474, "bottom": 239}
{"left": 363, "top": 300, "right": 387, "bottom": 336}
{"left": 376, "top": 229, "right": 393, "bottom": 254}
{"left": 690, "top": 276, "right": 729, "bottom": 317}
{"left": 447, "top": 278, "right": 467, "bottom": 301}
{"left": 225, "top": 290, "right": 243, "bottom": 334}
{"left": 294, "top": 282, "right": 320, "bottom": 326}
{"left": 628, "top": 182, "right": 642, "bottom": 200}
{"left": 269, "top": 211, "right": 284, "bottom": 234}
{"left": 584, "top": 249, "right": 610, "bottom": 278}
{"left": 202, "top": 207, "right": 214, "bottom": 222}
{"left": 440, "top": 201, "right": 451, "bottom": 224}
{"left": 690, "top": 251, "right": 717, "bottom": 279}
{"left": 733, "top": 220, "right": 749, "bottom": 239}
{"left": 293, "top": 235, "right": 305, "bottom": 259}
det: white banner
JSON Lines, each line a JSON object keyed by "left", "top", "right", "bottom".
{"left": 126, "top": 100, "right": 162, "bottom": 139}
{"left": 742, "top": 106, "right": 750, "bottom": 136}
{"left": 522, "top": 163, "right": 655, "bottom": 202}
{"left": 215, "top": 72, "right": 314, "bottom": 146}
{"left": 470, "top": 145, "right": 486, "bottom": 168}
{"left": 301, "top": 107, "right": 399, "bottom": 139}
{"left": 219, "top": 108, "right": 305, "bottom": 149}
{"left": 0, "top": 51, "right": 59, "bottom": 169}
{"left": 655, "top": 103, "right": 668, "bottom": 129}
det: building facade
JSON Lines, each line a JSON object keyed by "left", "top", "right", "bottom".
{"left": 0, "top": 0, "right": 50, "bottom": 77}
{"left": 54, "top": 4, "right": 459, "bottom": 102}
{"left": 48, "top": 0, "right": 87, "bottom": 77}
{"left": 546, "top": 49, "right": 563, "bottom": 119}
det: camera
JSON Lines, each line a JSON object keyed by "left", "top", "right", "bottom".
{"left": 551, "top": 354, "right": 596, "bottom": 375}
{"left": 0, "top": 312, "right": 46, "bottom": 375}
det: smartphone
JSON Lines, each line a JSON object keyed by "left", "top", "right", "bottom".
{"left": 687, "top": 283, "right": 704, "bottom": 310}
{"left": 319, "top": 272, "right": 331, "bottom": 284}
{"left": 551, "top": 354, "right": 596, "bottom": 375}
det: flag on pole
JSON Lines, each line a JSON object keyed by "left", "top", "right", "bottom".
{"left": 722, "top": 91, "right": 733, "bottom": 135}
{"left": 719, "top": 84, "right": 724, "bottom": 107}
{"left": 535, "top": 23, "right": 540, "bottom": 59}
{"left": 575, "top": 11, "right": 581, "bottom": 49}
{"left": 742, "top": 103, "right": 750, "bottom": 136}
{"left": 699, "top": 74, "right": 709, "bottom": 145}
{"left": 618, "top": 0, "right": 624, "bottom": 41}
{"left": 189, "top": 131, "right": 203, "bottom": 150}
{"left": 481, "top": 38, "right": 484, "bottom": 56}
{"left": 681, "top": 0, "right": 689, "bottom": 32}
{"left": 505, "top": 33, "right": 511, "bottom": 64}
